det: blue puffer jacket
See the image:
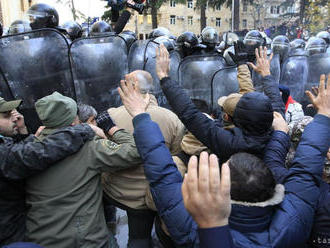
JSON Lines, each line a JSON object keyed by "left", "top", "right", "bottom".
{"left": 133, "top": 113, "right": 330, "bottom": 248}
{"left": 264, "top": 122, "right": 330, "bottom": 248}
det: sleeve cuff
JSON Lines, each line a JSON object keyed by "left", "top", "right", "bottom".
{"left": 132, "top": 113, "right": 151, "bottom": 128}
{"left": 160, "top": 76, "right": 171, "bottom": 86}
{"left": 198, "top": 225, "right": 233, "bottom": 248}
{"left": 314, "top": 114, "right": 330, "bottom": 126}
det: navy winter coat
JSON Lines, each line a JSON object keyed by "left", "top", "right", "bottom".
{"left": 159, "top": 76, "right": 283, "bottom": 163}
{"left": 133, "top": 113, "right": 330, "bottom": 247}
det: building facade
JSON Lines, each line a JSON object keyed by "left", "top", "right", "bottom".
{"left": 125, "top": 0, "right": 300, "bottom": 39}
{"left": 0, "top": 0, "right": 36, "bottom": 27}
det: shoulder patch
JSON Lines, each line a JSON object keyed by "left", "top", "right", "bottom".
{"left": 101, "top": 139, "right": 121, "bottom": 151}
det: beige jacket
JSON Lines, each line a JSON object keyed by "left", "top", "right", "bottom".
{"left": 103, "top": 95, "right": 185, "bottom": 209}
{"left": 146, "top": 131, "right": 209, "bottom": 235}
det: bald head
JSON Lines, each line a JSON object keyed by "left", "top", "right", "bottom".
{"left": 130, "top": 70, "right": 154, "bottom": 94}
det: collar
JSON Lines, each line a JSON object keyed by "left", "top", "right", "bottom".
{"left": 229, "top": 184, "right": 285, "bottom": 233}
{"left": 231, "top": 184, "right": 285, "bottom": 207}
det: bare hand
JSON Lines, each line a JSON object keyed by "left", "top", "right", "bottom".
{"left": 248, "top": 46, "right": 273, "bottom": 78}
{"left": 156, "top": 44, "right": 170, "bottom": 80}
{"left": 11, "top": 110, "right": 28, "bottom": 134}
{"left": 272, "top": 112, "right": 289, "bottom": 133}
{"left": 118, "top": 73, "right": 150, "bottom": 117}
{"left": 306, "top": 74, "right": 330, "bottom": 118}
{"left": 88, "top": 124, "right": 107, "bottom": 139}
{"left": 182, "top": 152, "right": 231, "bottom": 228}
{"left": 34, "top": 126, "right": 45, "bottom": 137}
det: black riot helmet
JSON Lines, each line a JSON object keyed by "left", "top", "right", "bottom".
{"left": 119, "top": 30, "right": 137, "bottom": 48}
{"left": 154, "top": 36, "right": 175, "bottom": 51}
{"left": 222, "top": 32, "right": 239, "bottom": 47}
{"left": 271, "top": 35, "right": 290, "bottom": 60}
{"left": 177, "top": 31, "right": 205, "bottom": 57}
{"left": 306, "top": 37, "right": 327, "bottom": 56}
{"left": 201, "top": 26, "right": 219, "bottom": 48}
{"left": 61, "top": 21, "right": 82, "bottom": 41}
{"left": 290, "top": 39, "right": 306, "bottom": 50}
{"left": 8, "top": 20, "right": 32, "bottom": 35}
{"left": 243, "top": 30, "right": 265, "bottom": 52}
{"left": 149, "top": 27, "right": 171, "bottom": 39}
{"left": 316, "top": 31, "right": 330, "bottom": 46}
{"left": 90, "top": 21, "right": 113, "bottom": 36}
{"left": 289, "top": 39, "right": 306, "bottom": 56}
{"left": 27, "top": 3, "right": 59, "bottom": 30}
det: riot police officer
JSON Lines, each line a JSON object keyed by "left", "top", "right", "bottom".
{"left": 271, "top": 35, "right": 290, "bottom": 64}
{"left": 90, "top": 21, "right": 114, "bottom": 37}
{"left": 176, "top": 31, "right": 206, "bottom": 58}
{"left": 243, "top": 30, "right": 266, "bottom": 54}
{"left": 200, "top": 26, "right": 220, "bottom": 55}
{"left": 149, "top": 27, "right": 171, "bottom": 39}
{"left": 8, "top": 20, "right": 32, "bottom": 35}
{"left": 27, "top": 3, "right": 59, "bottom": 30}
{"left": 306, "top": 37, "right": 327, "bottom": 56}
{"left": 61, "top": 21, "right": 82, "bottom": 41}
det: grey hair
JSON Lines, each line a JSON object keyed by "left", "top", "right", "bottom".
{"left": 77, "top": 104, "right": 97, "bottom": 123}
{"left": 134, "top": 70, "right": 155, "bottom": 94}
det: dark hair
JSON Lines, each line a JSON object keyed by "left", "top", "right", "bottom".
{"left": 228, "top": 152, "right": 276, "bottom": 203}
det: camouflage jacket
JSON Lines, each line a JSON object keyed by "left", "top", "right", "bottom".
{"left": 0, "top": 125, "right": 94, "bottom": 246}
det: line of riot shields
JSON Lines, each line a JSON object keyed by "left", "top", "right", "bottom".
{"left": 0, "top": 28, "right": 329, "bottom": 131}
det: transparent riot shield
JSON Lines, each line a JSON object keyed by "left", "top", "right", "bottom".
{"left": 70, "top": 35, "right": 129, "bottom": 112}
{"left": 280, "top": 54, "right": 309, "bottom": 103}
{"left": 178, "top": 55, "right": 225, "bottom": 107}
{"left": 211, "top": 66, "right": 239, "bottom": 110}
{"left": 0, "top": 29, "right": 75, "bottom": 132}
{"left": 128, "top": 39, "right": 181, "bottom": 108}
{"left": 305, "top": 53, "right": 330, "bottom": 107}
{"left": 252, "top": 54, "right": 281, "bottom": 92}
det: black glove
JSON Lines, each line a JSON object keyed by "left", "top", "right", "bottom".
{"left": 228, "top": 41, "right": 255, "bottom": 66}
{"left": 96, "top": 111, "right": 116, "bottom": 133}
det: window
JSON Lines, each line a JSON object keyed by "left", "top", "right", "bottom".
{"left": 243, "top": 0, "right": 248, "bottom": 12}
{"left": 138, "top": 15, "right": 144, "bottom": 24}
{"left": 187, "top": 0, "right": 193, "bottom": 8}
{"left": 170, "top": 0, "right": 176, "bottom": 7}
{"left": 147, "top": 15, "right": 152, "bottom": 24}
{"left": 188, "top": 16, "right": 193, "bottom": 25}
{"left": 170, "top": 15, "right": 176, "bottom": 25}
{"left": 243, "top": 19, "right": 247, "bottom": 28}
{"left": 139, "top": 34, "right": 144, "bottom": 40}
{"left": 216, "top": 18, "right": 221, "bottom": 27}
{"left": 270, "top": 6, "right": 280, "bottom": 14}
{"left": 216, "top": 4, "right": 221, "bottom": 11}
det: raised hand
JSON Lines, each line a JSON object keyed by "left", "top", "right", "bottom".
{"left": 118, "top": 73, "right": 150, "bottom": 117}
{"left": 248, "top": 46, "right": 273, "bottom": 78}
{"left": 182, "top": 152, "right": 231, "bottom": 228}
{"left": 306, "top": 74, "right": 330, "bottom": 118}
{"left": 272, "top": 112, "right": 289, "bottom": 133}
{"left": 156, "top": 44, "right": 170, "bottom": 80}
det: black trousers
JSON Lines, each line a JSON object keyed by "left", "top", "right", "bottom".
{"left": 103, "top": 193, "right": 156, "bottom": 248}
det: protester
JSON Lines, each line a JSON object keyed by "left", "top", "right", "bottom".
{"left": 117, "top": 71, "right": 330, "bottom": 247}
{"left": 0, "top": 97, "right": 95, "bottom": 246}
{"left": 102, "top": 70, "right": 184, "bottom": 247}
{"left": 155, "top": 44, "right": 282, "bottom": 163}
{"left": 24, "top": 92, "right": 141, "bottom": 248}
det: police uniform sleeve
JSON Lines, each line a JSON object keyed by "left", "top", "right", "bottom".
{"left": 1, "top": 124, "right": 95, "bottom": 180}
{"left": 92, "top": 129, "right": 142, "bottom": 172}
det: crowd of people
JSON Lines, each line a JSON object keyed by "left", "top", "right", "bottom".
{"left": 0, "top": 1, "right": 329, "bottom": 248}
